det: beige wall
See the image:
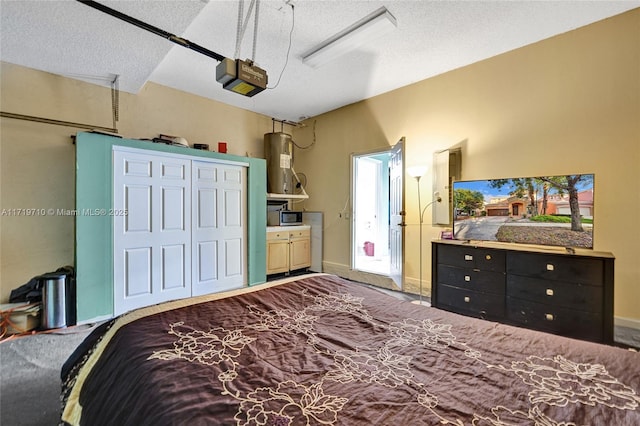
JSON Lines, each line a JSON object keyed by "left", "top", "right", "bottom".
{"left": 1, "top": 9, "right": 638, "bottom": 324}
{"left": 292, "top": 9, "right": 640, "bottom": 321}
{"left": 0, "top": 63, "right": 272, "bottom": 302}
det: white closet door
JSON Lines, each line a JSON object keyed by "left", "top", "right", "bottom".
{"left": 114, "top": 149, "right": 192, "bottom": 315}
{"left": 192, "top": 161, "right": 246, "bottom": 296}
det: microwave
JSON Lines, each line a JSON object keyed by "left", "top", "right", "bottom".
{"left": 267, "top": 210, "right": 303, "bottom": 226}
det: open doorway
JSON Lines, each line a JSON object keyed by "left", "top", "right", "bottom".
{"left": 352, "top": 152, "right": 390, "bottom": 275}
{"left": 351, "top": 139, "right": 404, "bottom": 288}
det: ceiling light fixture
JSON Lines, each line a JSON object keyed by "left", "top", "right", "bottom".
{"left": 302, "top": 6, "right": 397, "bottom": 68}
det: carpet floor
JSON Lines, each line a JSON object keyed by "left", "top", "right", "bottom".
{"left": 1, "top": 325, "right": 95, "bottom": 426}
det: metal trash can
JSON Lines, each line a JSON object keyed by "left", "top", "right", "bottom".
{"left": 38, "top": 272, "right": 67, "bottom": 329}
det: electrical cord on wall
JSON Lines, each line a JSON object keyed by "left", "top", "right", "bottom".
{"left": 294, "top": 172, "right": 307, "bottom": 194}
{"left": 323, "top": 195, "right": 351, "bottom": 232}
{"left": 291, "top": 120, "right": 316, "bottom": 149}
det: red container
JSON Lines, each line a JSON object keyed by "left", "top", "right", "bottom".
{"left": 364, "top": 241, "right": 374, "bottom": 257}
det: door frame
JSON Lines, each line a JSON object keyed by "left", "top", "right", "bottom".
{"left": 349, "top": 140, "right": 405, "bottom": 289}
{"left": 351, "top": 152, "right": 385, "bottom": 273}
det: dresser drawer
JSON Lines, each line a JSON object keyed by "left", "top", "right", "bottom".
{"left": 437, "top": 244, "right": 505, "bottom": 272}
{"left": 506, "top": 297, "right": 603, "bottom": 342}
{"left": 507, "top": 275, "right": 602, "bottom": 313}
{"left": 507, "top": 252, "right": 604, "bottom": 286}
{"left": 437, "top": 264, "right": 505, "bottom": 295}
{"left": 436, "top": 284, "right": 504, "bottom": 319}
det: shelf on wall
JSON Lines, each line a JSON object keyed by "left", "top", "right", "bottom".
{"left": 267, "top": 193, "right": 309, "bottom": 201}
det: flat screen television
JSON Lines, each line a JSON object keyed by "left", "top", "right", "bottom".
{"left": 452, "top": 174, "right": 594, "bottom": 249}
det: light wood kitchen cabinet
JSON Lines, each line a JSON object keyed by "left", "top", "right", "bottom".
{"left": 289, "top": 229, "right": 311, "bottom": 271}
{"left": 267, "top": 227, "right": 311, "bottom": 275}
{"left": 266, "top": 231, "right": 290, "bottom": 274}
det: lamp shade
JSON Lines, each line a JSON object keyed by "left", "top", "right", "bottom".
{"left": 407, "top": 165, "right": 428, "bottom": 179}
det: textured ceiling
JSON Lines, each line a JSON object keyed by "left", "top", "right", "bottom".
{"left": 1, "top": 1, "right": 638, "bottom": 123}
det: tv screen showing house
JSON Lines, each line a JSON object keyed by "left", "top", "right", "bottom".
{"left": 452, "top": 174, "right": 594, "bottom": 249}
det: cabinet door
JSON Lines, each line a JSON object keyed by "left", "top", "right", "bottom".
{"left": 290, "top": 237, "right": 311, "bottom": 270}
{"left": 113, "top": 150, "right": 191, "bottom": 315}
{"left": 267, "top": 238, "right": 290, "bottom": 274}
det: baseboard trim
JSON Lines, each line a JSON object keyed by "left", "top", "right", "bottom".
{"left": 615, "top": 316, "right": 640, "bottom": 330}
{"left": 77, "top": 314, "right": 112, "bottom": 326}
{"left": 614, "top": 316, "right": 640, "bottom": 349}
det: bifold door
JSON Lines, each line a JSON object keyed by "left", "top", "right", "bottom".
{"left": 191, "top": 161, "right": 246, "bottom": 296}
{"left": 113, "top": 150, "right": 192, "bottom": 315}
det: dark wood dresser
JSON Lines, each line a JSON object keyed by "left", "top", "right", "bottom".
{"left": 431, "top": 240, "right": 614, "bottom": 344}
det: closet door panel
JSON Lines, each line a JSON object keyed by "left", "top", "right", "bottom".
{"left": 192, "top": 161, "right": 246, "bottom": 296}
{"left": 216, "top": 166, "right": 246, "bottom": 291}
{"left": 223, "top": 238, "right": 243, "bottom": 278}
{"left": 161, "top": 244, "right": 187, "bottom": 290}
{"left": 224, "top": 188, "right": 242, "bottom": 227}
{"left": 198, "top": 188, "right": 217, "bottom": 229}
{"left": 155, "top": 158, "right": 191, "bottom": 301}
{"left": 198, "top": 241, "right": 218, "bottom": 283}
{"left": 161, "top": 186, "right": 186, "bottom": 231}
{"left": 114, "top": 150, "right": 191, "bottom": 315}
{"left": 124, "top": 157, "right": 151, "bottom": 177}
{"left": 124, "top": 248, "right": 152, "bottom": 297}
{"left": 125, "top": 185, "right": 151, "bottom": 233}
{"left": 192, "top": 162, "right": 219, "bottom": 296}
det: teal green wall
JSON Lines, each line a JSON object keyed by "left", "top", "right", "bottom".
{"left": 75, "top": 132, "right": 266, "bottom": 322}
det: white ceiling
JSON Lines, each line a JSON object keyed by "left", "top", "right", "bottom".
{"left": 2, "top": 1, "right": 638, "bottom": 123}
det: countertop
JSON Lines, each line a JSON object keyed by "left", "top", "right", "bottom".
{"left": 267, "top": 225, "right": 311, "bottom": 232}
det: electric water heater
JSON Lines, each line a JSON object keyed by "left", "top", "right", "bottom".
{"left": 264, "top": 132, "right": 294, "bottom": 194}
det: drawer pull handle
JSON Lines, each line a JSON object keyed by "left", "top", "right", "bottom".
{"left": 545, "top": 313, "right": 554, "bottom": 321}
{"left": 464, "top": 296, "right": 470, "bottom": 303}
{"left": 546, "top": 264, "right": 555, "bottom": 271}
{"left": 485, "top": 254, "right": 491, "bottom": 260}
{"left": 546, "top": 289, "right": 554, "bottom": 296}
{"left": 464, "top": 275, "right": 471, "bottom": 282}
{"left": 464, "top": 255, "right": 473, "bottom": 261}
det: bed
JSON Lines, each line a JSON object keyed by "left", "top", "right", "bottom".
{"left": 60, "top": 273, "right": 640, "bottom": 425}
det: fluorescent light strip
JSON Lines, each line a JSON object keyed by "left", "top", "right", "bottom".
{"left": 302, "top": 7, "right": 397, "bottom": 68}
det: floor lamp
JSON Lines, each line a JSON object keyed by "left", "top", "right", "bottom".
{"left": 407, "top": 166, "right": 442, "bottom": 306}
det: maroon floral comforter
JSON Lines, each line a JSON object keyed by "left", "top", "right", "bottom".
{"left": 61, "top": 274, "right": 640, "bottom": 425}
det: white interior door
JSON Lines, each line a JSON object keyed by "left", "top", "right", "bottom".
{"left": 389, "top": 138, "right": 405, "bottom": 288}
{"left": 113, "top": 149, "right": 192, "bottom": 315}
{"left": 192, "top": 161, "right": 246, "bottom": 296}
